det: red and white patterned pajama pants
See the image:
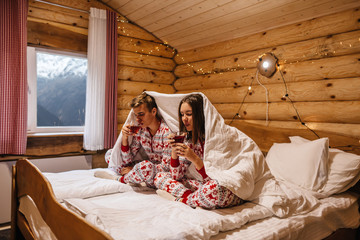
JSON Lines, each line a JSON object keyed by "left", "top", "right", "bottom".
{"left": 154, "top": 172, "right": 243, "bottom": 209}
{"left": 121, "top": 160, "right": 166, "bottom": 188}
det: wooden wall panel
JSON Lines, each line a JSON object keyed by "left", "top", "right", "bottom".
{"left": 179, "top": 78, "right": 360, "bottom": 103}
{"left": 117, "top": 21, "right": 161, "bottom": 42}
{"left": 174, "top": 54, "right": 360, "bottom": 90}
{"left": 174, "top": 33, "right": 360, "bottom": 78}
{"left": 228, "top": 120, "right": 360, "bottom": 155}
{"left": 118, "top": 66, "right": 175, "bottom": 84}
{"left": 226, "top": 120, "right": 360, "bottom": 139}
{"left": 28, "top": 5, "right": 88, "bottom": 28}
{"left": 117, "top": 95, "right": 136, "bottom": 110}
{"left": 118, "top": 36, "right": 174, "bottom": 58}
{"left": 174, "top": 8, "right": 360, "bottom": 153}
{"left": 27, "top": 21, "right": 88, "bottom": 52}
{"left": 118, "top": 80, "right": 175, "bottom": 96}
{"left": 215, "top": 101, "right": 360, "bottom": 123}
{"left": 118, "top": 50, "right": 175, "bottom": 71}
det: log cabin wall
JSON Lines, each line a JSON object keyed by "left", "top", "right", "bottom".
{"left": 173, "top": 8, "right": 360, "bottom": 155}
{"left": 0, "top": 0, "right": 176, "bottom": 167}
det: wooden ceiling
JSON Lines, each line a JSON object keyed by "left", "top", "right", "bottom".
{"left": 101, "top": 0, "right": 360, "bottom": 52}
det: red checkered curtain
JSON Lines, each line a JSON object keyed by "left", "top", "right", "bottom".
{"left": 0, "top": 0, "right": 28, "bottom": 154}
{"left": 104, "top": 10, "right": 118, "bottom": 149}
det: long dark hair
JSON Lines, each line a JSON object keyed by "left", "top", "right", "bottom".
{"left": 178, "top": 94, "right": 205, "bottom": 145}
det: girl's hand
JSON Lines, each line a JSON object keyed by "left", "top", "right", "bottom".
{"left": 175, "top": 144, "right": 204, "bottom": 170}
{"left": 175, "top": 143, "right": 193, "bottom": 159}
{"left": 167, "top": 133, "right": 178, "bottom": 159}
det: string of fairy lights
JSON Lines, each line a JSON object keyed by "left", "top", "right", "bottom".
{"left": 115, "top": 15, "right": 359, "bottom": 149}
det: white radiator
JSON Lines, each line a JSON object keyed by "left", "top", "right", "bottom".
{"left": 0, "top": 155, "right": 92, "bottom": 224}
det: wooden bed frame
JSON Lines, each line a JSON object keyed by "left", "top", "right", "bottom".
{"left": 11, "top": 159, "right": 112, "bottom": 240}
{"left": 11, "top": 159, "right": 360, "bottom": 240}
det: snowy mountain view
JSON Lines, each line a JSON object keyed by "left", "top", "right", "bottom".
{"left": 37, "top": 52, "right": 87, "bottom": 127}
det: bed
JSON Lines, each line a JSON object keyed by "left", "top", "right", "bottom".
{"left": 10, "top": 156, "right": 360, "bottom": 240}
{"left": 11, "top": 92, "right": 360, "bottom": 239}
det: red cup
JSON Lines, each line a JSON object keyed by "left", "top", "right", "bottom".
{"left": 173, "top": 135, "right": 185, "bottom": 143}
{"left": 130, "top": 126, "right": 141, "bottom": 134}
{"left": 173, "top": 132, "right": 186, "bottom": 143}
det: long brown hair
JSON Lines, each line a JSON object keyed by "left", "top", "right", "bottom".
{"left": 178, "top": 94, "right": 205, "bottom": 145}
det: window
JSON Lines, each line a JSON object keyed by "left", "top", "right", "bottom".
{"left": 27, "top": 47, "right": 87, "bottom": 134}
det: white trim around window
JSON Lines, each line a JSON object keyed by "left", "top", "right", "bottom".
{"left": 27, "top": 46, "right": 86, "bottom": 134}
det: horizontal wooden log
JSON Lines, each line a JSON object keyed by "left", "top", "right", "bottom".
{"left": 178, "top": 78, "right": 360, "bottom": 103}
{"left": 214, "top": 101, "right": 360, "bottom": 124}
{"left": 118, "top": 66, "right": 175, "bottom": 84}
{"left": 117, "top": 22, "right": 162, "bottom": 43}
{"left": 28, "top": 16, "right": 88, "bottom": 35}
{"left": 29, "top": 0, "right": 88, "bottom": 17}
{"left": 28, "top": 6, "right": 88, "bottom": 28}
{"left": 25, "top": 135, "right": 83, "bottom": 156}
{"left": 274, "top": 30, "right": 360, "bottom": 62}
{"left": 92, "top": 150, "right": 108, "bottom": 168}
{"left": 118, "top": 50, "right": 175, "bottom": 71}
{"left": 281, "top": 53, "right": 360, "bottom": 82}
{"left": 174, "top": 69, "right": 256, "bottom": 91}
{"left": 117, "top": 123, "right": 124, "bottom": 135}
{"left": 118, "top": 36, "right": 175, "bottom": 58}
{"left": 29, "top": 0, "right": 163, "bottom": 45}
{"left": 117, "top": 94, "right": 136, "bottom": 109}
{"left": 117, "top": 110, "right": 131, "bottom": 123}
{"left": 174, "top": 8, "right": 360, "bottom": 63}
{"left": 118, "top": 80, "right": 175, "bottom": 96}
{"left": 224, "top": 120, "right": 360, "bottom": 139}
{"left": 174, "top": 31, "right": 360, "bottom": 78}
{"left": 27, "top": 20, "right": 87, "bottom": 52}
{"left": 228, "top": 120, "right": 360, "bottom": 154}
{"left": 174, "top": 54, "right": 360, "bottom": 90}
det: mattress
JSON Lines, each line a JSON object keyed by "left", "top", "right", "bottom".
{"left": 19, "top": 189, "right": 359, "bottom": 240}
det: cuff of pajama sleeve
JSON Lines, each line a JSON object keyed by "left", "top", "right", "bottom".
{"left": 121, "top": 144, "right": 129, "bottom": 152}
{"left": 171, "top": 157, "right": 180, "bottom": 167}
{"left": 197, "top": 166, "right": 208, "bottom": 179}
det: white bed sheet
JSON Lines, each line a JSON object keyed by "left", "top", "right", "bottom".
{"left": 211, "top": 192, "right": 360, "bottom": 240}
{"left": 63, "top": 191, "right": 359, "bottom": 240}
{"left": 19, "top": 191, "right": 359, "bottom": 240}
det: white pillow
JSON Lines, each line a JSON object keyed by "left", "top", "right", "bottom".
{"left": 289, "top": 136, "right": 360, "bottom": 196}
{"left": 266, "top": 138, "right": 329, "bottom": 191}
{"left": 44, "top": 168, "right": 131, "bottom": 202}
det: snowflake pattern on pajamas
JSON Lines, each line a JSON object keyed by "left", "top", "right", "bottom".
{"left": 106, "top": 120, "right": 172, "bottom": 187}
{"left": 154, "top": 138, "right": 243, "bottom": 209}
{"left": 121, "top": 120, "right": 172, "bottom": 169}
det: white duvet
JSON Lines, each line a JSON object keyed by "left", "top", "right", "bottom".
{"left": 64, "top": 191, "right": 273, "bottom": 240}
{"left": 108, "top": 92, "right": 318, "bottom": 217}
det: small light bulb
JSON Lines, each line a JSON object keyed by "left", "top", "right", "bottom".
{"left": 262, "top": 61, "right": 269, "bottom": 69}
{"left": 248, "top": 86, "right": 252, "bottom": 90}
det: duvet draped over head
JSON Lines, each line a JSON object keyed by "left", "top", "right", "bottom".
{"left": 108, "top": 91, "right": 318, "bottom": 217}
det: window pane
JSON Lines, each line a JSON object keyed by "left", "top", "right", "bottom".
{"left": 36, "top": 52, "right": 87, "bottom": 127}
